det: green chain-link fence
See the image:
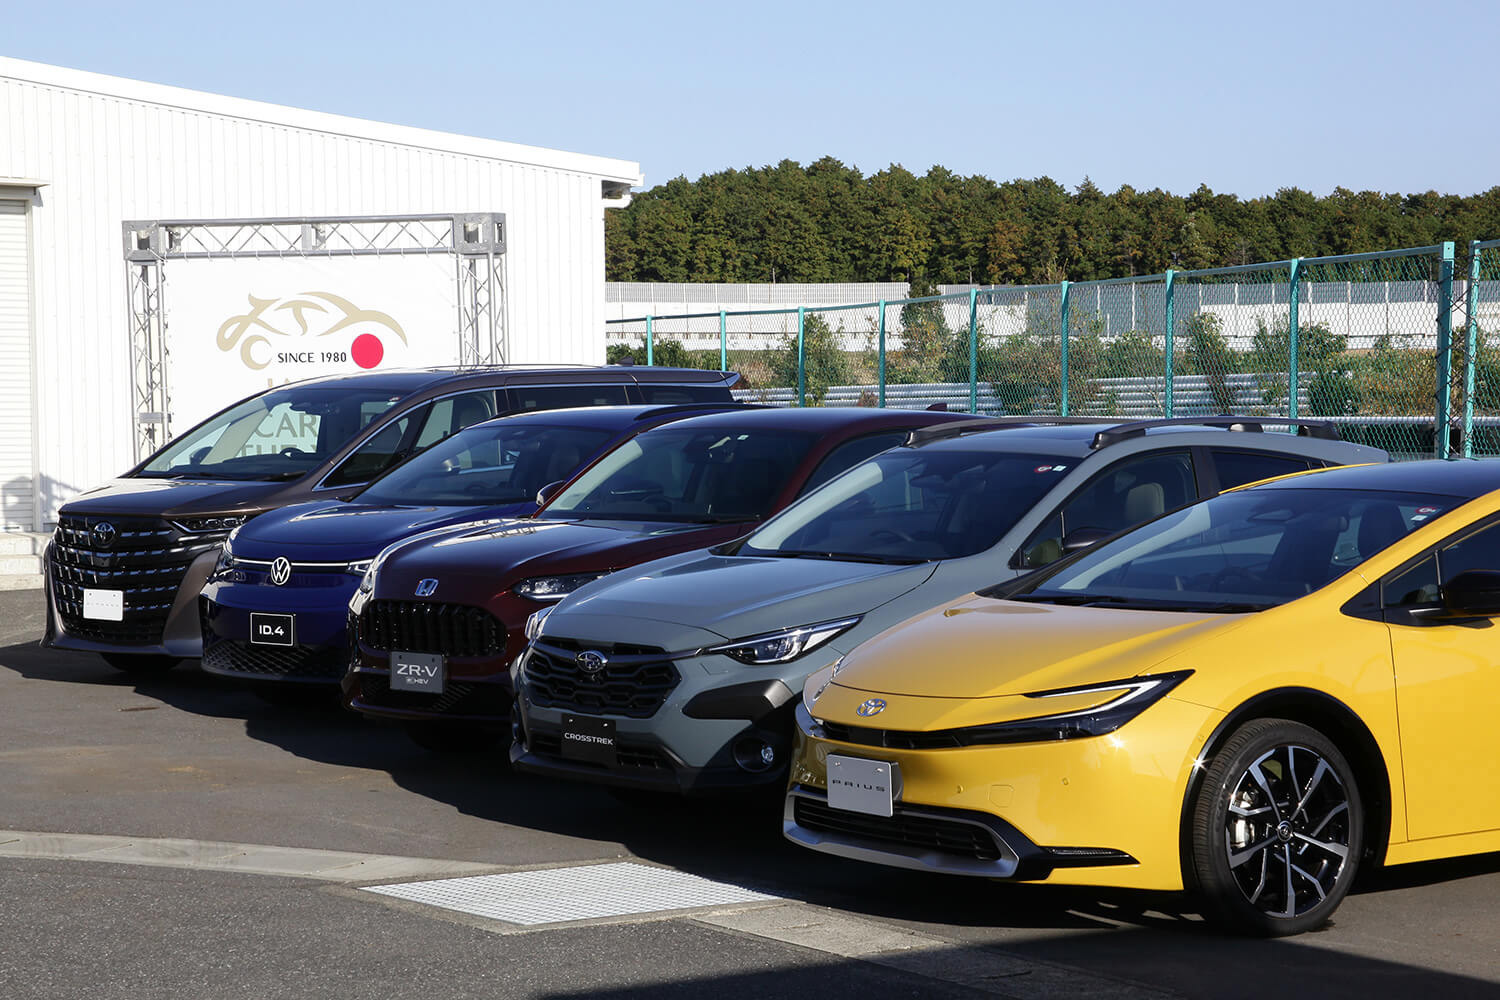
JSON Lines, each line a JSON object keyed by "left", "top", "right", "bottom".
{"left": 606, "top": 243, "right": 1483, "bottom": 459}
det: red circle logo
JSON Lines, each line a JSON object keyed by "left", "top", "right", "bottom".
{"left": 352, "top": 333, "right": 384, "bottom": 369}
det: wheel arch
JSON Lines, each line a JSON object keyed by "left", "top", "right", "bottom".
{"left": 1177, "top": 686, "right": 1393, "bottom": 889}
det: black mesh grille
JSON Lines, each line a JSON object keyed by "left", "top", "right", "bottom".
{"left": 793, "top": 795, "right": 1003, "bottom": 863}
{"left": 202, "top": 634, "right": 346, "bottom": 680}
{"left": 820, "top": 721, "right": 963, "bottom": 750}
{"left": 354, "top": 672, "right": 509, "bottom": 718}
{"left": 357, "top": 601, "right": 506, "bottom": 658}
{"left": 526, "top": 637, "right": 679, "bottom": 719}
{"left": 529, "top": 731, "right": 672, "bottom": 770}
{"left": 50, "top": 514, "right": 219, "bottom": 646}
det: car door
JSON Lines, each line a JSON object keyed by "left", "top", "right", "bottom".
{"left": 1381, "top": 514, "right": 1500, "bottom": 839}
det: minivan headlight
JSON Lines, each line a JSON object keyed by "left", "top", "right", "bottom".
{"left": 706, "top": 617, "right": 862, "bottom": 666}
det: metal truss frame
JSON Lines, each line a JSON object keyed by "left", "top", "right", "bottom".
{"left": 122, "top": 212, "right": 506, "bottom": 459}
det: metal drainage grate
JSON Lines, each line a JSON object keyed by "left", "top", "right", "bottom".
{"left": 360, "top": 862, "right": 776, "bottom": 925}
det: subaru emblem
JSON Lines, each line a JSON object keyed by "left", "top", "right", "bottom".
{"left": 92, "top": 521, "right": 117, "bottom": 548}
{"left": 414, "top": 578, "right": 439, "bottom": 597}
{"left": 575, "top": 650, "right": 608, "bottom": 677}
{"left": 269, "top": 556, "right": 292, "bottom": 586}
{"left": 855, "top": 698, "right": 887, "bottom": 718}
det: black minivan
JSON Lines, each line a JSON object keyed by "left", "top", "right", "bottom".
{"left": 43, "top": 365, "right": 738, "bottom": 674}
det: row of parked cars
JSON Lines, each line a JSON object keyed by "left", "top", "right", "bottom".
{"left": 42, "top": 362, "right": 1500, "bottom": 936}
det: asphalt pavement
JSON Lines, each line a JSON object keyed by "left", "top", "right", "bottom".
{"left": 2, "top": 589, "right": 1498, "bottom": 999}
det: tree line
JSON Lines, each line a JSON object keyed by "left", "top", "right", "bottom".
{"left": 605, "top": 158, "right": 1500, "bottom": 286}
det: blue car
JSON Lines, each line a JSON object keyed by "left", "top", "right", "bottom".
{"left": 199, "top": 403, "right": 737, "bottom": 691}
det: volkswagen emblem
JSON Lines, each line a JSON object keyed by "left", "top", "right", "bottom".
{"left": 269, "top": 557, "right": 292, "bottom": 587}
{"left": 855, "top": 698, "right": 887, "bottom": 718}
{"left": 92, "top": 521, "right": 117, "bottom": 548}
{"left": 575, "top": 650, "right": 608, "bottom": 677}
{"left": 414, "top": 578, "right": 439, "bottom": 598}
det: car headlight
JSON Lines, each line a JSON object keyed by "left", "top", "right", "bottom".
{"left": 953, "top": 671, "right": 1194, "bottom": 745}
{"left": 513, "top": 572, "right": 609, "bottom": 603}
{"left": 174, "top": 514, "right": 250, "bottom": 537}
{"left": 524, "top": 605, "right": 554, "bottom": 642}
{"left": 357, "top": 562, "right": 378, "bottom": 595}
{"left": 706, "top": 617, "right": 862, "bottom": 666}
{"left": 346, "top": 559, "right": 372, "bottom": 576}
{"left": 212, "top": 537, "right": 235, "bottom": 577}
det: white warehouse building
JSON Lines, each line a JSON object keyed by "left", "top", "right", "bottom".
{"left": 0, "top": 56, "right": 642, "bottom": 531}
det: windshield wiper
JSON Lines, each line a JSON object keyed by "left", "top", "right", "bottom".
{"left": 768, "top": 550, "right": 924, "bottom": 565}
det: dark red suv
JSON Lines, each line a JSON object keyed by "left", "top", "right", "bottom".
{"left": 343, "top": 406, "right": 969, "bottom": 747}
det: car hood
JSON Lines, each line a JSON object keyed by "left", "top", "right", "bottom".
{"left": 556, "top": 554, "right": 939, "bottom": 646}
{"left": 369, "top": 518, "right": 746, "bottom": 601}
{"left": 815, "top": 595, "right": 1246, "bottom": 722}
{"left": 59, "top": 477, "right": 286, "bottom": 518}
{"left": 230, "top": 500, "right": 536, "bottom": 561}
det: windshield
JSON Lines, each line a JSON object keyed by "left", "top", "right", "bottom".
{"left": 359, "top": 422, "right": 617, "bottom": 507}
{"left": 539, "top": 426, "right": 816, "bottom": 522}
{"left": 140, "top": 386, "right": 404, "bottom": 481}
{"left": 1009, "top": 487, "right": 1461, "bottom": 612}
{"left": 739, "top": 448, "right": 1074, "bottom": 563}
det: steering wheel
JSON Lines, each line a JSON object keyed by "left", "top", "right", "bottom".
{"left": 278, "top": 446, "right": 308, "bottom": 459}
{"left": 870, "top": 527, "right": 917, "bottom": 545}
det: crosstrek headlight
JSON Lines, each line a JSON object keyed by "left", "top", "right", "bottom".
{"left": 514, "top": 572, "right": 608, "bottom": 602}
{"left": 524, "top": 606, "right": 553, "bottom": 642}
{"left": 707, "top": 617, "right": 862, "bottom": 666}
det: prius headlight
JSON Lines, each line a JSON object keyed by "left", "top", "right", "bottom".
{"left": 707, "top": 617, "right": 862, "bottom": 666}
{"left": 514, "top": 572, "right": 609, "bottom": 603}
{"left": 956, "top": 671, "right": 1194, "bottom": 745}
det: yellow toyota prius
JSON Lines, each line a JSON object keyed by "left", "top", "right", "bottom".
{"left": 785, "top": 460, "right": 1500, "bottom": 935}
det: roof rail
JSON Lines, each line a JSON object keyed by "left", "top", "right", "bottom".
{"left": 634, "top": 402, "right": 766, "bottom": 421}
{"left": 1090, "top": 415, "right": 1340, "bottom": 450}
{"left": 906, "top": 416, "right": 1119, "bottom": 447}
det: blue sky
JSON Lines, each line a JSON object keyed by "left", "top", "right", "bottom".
{"left": 7, "top": 0, "right": 1495, "bottom": 198}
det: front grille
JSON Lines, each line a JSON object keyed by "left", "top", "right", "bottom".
{"left": 529, "top": 731, "right": 672, "bottom": 770}
{"left": 50, "top": 514, "right": 219, "bottom": 646}
{"left": 793, "top": 794, "right": 1004, "bottom": 863}
{"left": 202, "top": 634, "right": 346, "bottom": 680}
{"left": 354, "top": 672, "right": 508, "bottom": 718}
{"left": 357, "top": 600, "right": 506, "bottom": 658}
{"left": 526, "top": 637, "right": 679, "bottom": 719}
{"left": 820, "top": 721, "right": 963, "bottom": 750}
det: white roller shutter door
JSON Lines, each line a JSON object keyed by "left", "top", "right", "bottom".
{"left": 0, "top": 202, "right": 35, "bottom": 530}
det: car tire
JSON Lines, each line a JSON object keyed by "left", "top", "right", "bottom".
{"left": 100, "top": 653, "right": 181, "bottom": 676}
{"left": 1190, "top": 718, "right": 1363, "bottom": 936}
{"left": 403, "top": 723, "right": 508, "bottom": 755}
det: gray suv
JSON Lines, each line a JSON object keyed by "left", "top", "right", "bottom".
{"left": 510, "top": 417, "right": 1387, "bottom": 795}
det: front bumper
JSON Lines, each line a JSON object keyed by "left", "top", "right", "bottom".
{"left": 44, "top": 543, "right": 218, "bottom": 659}
{"left": 782, "top": 698, "right": 1221, "bottom": 892}
{"left": 199, "top": 577, "right": 359, "bottom": 684}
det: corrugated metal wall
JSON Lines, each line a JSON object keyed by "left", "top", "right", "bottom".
{"left": 0, "top": 201, "right": 35, "bottom": 530}
{"left": 0, "top": 61, "right": 635, "bottom": 523}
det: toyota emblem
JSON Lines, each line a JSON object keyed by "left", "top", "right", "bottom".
{"left": 269, "top": 557, "right": 292, "bottom": 586}
{"left": 855, "top": 698, "right": 887, "bottom": 718}
{"left": 575, "top": 650, "right": 608, "bottom": 677}
{"left": 92, "top": 521, "right": 117, "bottom": 548}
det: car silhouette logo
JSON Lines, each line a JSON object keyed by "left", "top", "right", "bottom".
{"left": 855, "top": 698, "right": 887, "bottom": 717}
{"left": 414, "top": 578, "right": 439, "bottom": 597}
{"left": 575, "top": 650, "right": 608, "bottom": 677}
{"left": 269, "top": 557, "right": 292, "bottom": 586}
{"left": 92, "top": 521, "right": 116, "bottom": 548}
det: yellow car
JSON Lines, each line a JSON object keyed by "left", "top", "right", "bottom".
{"left": 785, "top": 460, "right": 1500, "bottom": 935}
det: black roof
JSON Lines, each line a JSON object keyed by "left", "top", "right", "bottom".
{"left": 1253, "top": 459, "right": 1500, "bottom": 499}
{"left": 646, "top": 406, "right": 971, "bottom": 433}
{"left": 279, "top": 365, "right": 739, "bottom": 395}
{"left": 466, "top": 403, "right": 743, "bottom": 432}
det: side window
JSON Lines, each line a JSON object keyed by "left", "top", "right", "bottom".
{"left": 508, "top": 385, "right": 630, "bottom": 412}
{"left": 636, "top": 385, "right": 728, "bottom": 404}
{"left": 1439, "top": 520, "right": 1500, "bottom": 581}
{"left": 798, "top": 432, "right": 909, "bottom": 495}
{"left": 1212, "top": 450, "right": 1314, "bottom": 491}
{"left": 413, "top": 391, "right": 496, "bottom": 451}
{"left": 1018, "top": 451, "right": 1195, "bottom": 568}
{"left": 1385, "top": 555, "right": 1440, "bottom": 609}
{"left": 1381, "top": 519, "right": 1500, "bottom": 616}
{"left": 322, "top": 410, "right": 421, "bottom": 489}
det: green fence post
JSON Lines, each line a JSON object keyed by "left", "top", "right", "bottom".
{"left": 967, "top": 288, "right": 979, "bottom": 414}
{"left": 719, "top": 309, "right": 728, "bottom": 372}
{"left": 1288, "top": 258, "right": 1302, "bottom": 420}
{"left": 645, "top": 314, "right": 654, "bottom": 366}
{"left": 797, "top": 306, "right": 806, "bottom": 407}
{"left": 1163, "top": 271, "right": 1175, "bottom": 418}
{"left": 877, "top": 300, "right": 887, "bottom": 407}
{"left": 1436, "top": 242, "right": 1456, "bottom": 459}
{"left": 1059, "top": 280, "right": 1071, "bottom": 416}
{"left": 1465, "top": 241, "right": 1482, "bottom": 458}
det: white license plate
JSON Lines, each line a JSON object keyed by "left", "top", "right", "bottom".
{"left": 390, "top": 651, "right": 445, "bottom": 693}
{"left": 826, "top": 754, "right": 895, "bottom": 817}
{"left": 82, "top": 589, "right": 124, "bottom": 622}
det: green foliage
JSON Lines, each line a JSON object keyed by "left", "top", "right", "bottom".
{"left": 1182, "top": 312, "right": 1238, "bottom": 413}
{"left": 604, "top": 337, "right": 704, "bottom": 369}
{"left": 770, "top": 314, "right": 854, "bottom": 404}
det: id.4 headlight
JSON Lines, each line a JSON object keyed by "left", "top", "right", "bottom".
{"left": 212, "top": 536, "right": 236, "bottom": 577}
{"left": 706, "top": 616, "right": 862, "bottom": 666}
{"left": 513, "top": 572, "right": 609, "bottom": 603}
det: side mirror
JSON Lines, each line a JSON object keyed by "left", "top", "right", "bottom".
{"left": 1061, "top": 526, "right": 1112, "bottom": 554}
{"left": 535, "top": 480, "right": 567, "bottom": 507}
{"left": 1441, "top": 570, "right": 1500, "bottom": 617}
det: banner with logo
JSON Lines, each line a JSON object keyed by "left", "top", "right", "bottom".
{"left": 163, "top": 256, "right": 459, "bottom": 431}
